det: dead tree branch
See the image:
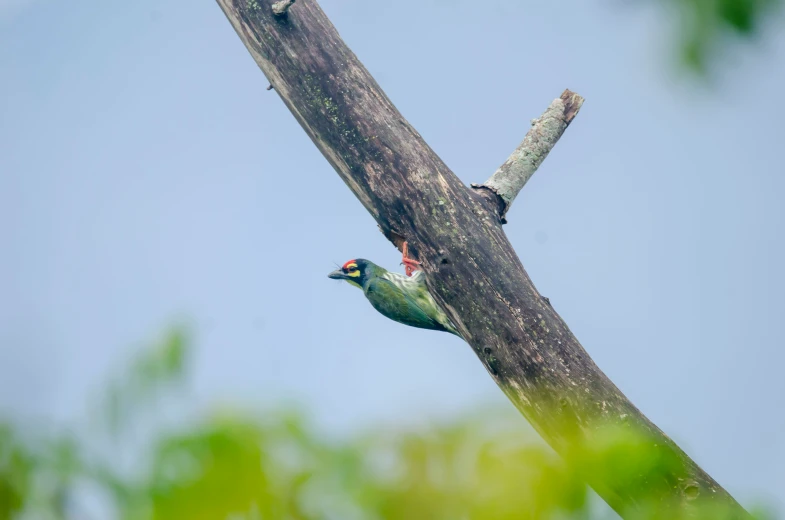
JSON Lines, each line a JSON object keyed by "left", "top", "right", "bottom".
{"left": 214, "top": 1, "right": 749, "bottom": 517}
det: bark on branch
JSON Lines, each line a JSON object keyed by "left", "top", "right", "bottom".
{"left": 215, "top": 1, "right": 749, "bottom": 517}
{"left": 472, "top": 90, "right": 585, "bottom": 223}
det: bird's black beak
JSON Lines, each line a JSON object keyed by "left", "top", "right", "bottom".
{"left": 328, "top": 269, "right": 346, "bottom": 280}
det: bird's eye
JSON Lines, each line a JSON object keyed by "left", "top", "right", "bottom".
{"left": 348, "top": 266, "right": 357, "bottom": 272}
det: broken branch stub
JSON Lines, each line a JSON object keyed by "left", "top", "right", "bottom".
{"left": 271, "top": 0, "right": 295, "bottom": 16}
{"left": 473, "top": 89, "right": 584, "bottom": 223}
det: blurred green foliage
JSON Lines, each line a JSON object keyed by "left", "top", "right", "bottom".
{"left": 666, "top": 0, "right": 781, "bottom": 72}
{"left": 0, "top": 330, "right": 777, "bottom": 519}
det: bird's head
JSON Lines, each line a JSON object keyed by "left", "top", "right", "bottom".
{"left": 328, "top": 259, "right": 373, "bottom": 289}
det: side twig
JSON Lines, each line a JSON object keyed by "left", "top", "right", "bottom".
{"left": 473, "top": 89, "right": 584, "bottom": 223}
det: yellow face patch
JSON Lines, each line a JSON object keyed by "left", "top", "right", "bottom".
{"left": 341, "top": 261, "right": 361, "bottom": 288}
{"left": 344, "top": 262, "right": 360, "bottom": 277}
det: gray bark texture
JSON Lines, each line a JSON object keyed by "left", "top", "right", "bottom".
{"left": 215, "top": 0, "right": 749, "bottom": 517}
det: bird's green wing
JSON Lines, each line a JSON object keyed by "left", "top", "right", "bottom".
{"left": 364, "top": 276, "right": 449, "bottom": 332}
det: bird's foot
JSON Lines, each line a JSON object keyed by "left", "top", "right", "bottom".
{"left": 401, "top": 241, "right": 421, "bottom": 277}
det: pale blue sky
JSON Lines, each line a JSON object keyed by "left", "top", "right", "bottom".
{"left": 2, "top": 0, "right": 784, "bottom": 513}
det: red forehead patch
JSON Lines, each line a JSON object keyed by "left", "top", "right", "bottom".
{"left": 342, "top": 259, "right": 357, "bottom": 270}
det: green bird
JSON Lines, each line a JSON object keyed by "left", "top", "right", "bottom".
{"left": 328, "top": 257, "right": 462, "bottom": 338}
